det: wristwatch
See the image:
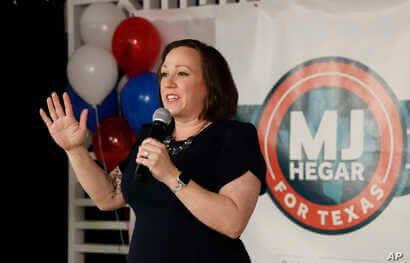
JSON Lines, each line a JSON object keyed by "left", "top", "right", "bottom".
{"left": 172, "top": 171, "right": 191, "bottom": 193}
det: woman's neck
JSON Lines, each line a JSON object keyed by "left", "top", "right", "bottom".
{"left": 173, "top": 118, "right": 211, "bottom": 141}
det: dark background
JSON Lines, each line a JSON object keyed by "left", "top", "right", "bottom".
{"left": 7, "top": 1, "right": 129, "bottom": 262}
{"left": 8, "top": 0, "right": 68, "bottom": 262}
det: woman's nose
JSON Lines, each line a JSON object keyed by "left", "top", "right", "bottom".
{"left": 162, "top": 75, "right": 176, "bottom": 88}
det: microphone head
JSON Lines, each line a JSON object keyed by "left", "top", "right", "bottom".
{"left": 153, "top": 108, "right": 173, "bottom": 126}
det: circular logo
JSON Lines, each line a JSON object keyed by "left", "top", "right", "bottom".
{"left": 257, "top": 57, "right": 405, "bottom": 234}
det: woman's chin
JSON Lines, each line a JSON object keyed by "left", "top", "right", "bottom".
{"left": 165, "top": 102, "right": 182, "bottom": 111}
{"left": 164, "top": 107, "right": 180, "bottom": 117}
{"left": 164, "top": 105, "right": 195, "bottom": 120}
{"left": 168, "top": 110, "right": 190, "bottom": 120}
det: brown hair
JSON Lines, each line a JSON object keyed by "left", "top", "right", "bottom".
{"left": 156, "top": 39, "right": 238, "bottom": 121}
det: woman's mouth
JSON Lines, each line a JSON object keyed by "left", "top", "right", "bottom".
{"left": 166, "top": 94, "right": 180, "bottom": 103}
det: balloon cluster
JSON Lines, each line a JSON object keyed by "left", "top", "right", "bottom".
{"left": 65, "top": 3, "right": 162, "bottom": 171}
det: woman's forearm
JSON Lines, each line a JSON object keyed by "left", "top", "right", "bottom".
{"left": 164, "top": 176, "right": 245, "bottom": 239}
{"left": 66, "top": 145, "right": 119, "bottom": 210}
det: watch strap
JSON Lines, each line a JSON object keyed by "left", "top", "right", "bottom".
{"left": 178, "top": 171, "right": 191, "bottom": 185}
{"left": 171, "top": 171, "right": 191, "bottom": 193}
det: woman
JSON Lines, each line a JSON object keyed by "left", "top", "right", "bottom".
{"left": 40, "top": 39, "right": 266, "bottom": 262}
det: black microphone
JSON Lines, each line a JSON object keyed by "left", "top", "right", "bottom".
{"left": 134, "top": 108, "right": 173, "bottom": 183}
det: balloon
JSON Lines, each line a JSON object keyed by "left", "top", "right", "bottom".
{"left": 92, "top": 116, "right": 137, "bottom": 172}
{"left": 112, "top": 17, "right": 162, "bottom": 77}
{"left": 80, "top": 3, "right": 126, "bottom": 51}
{"left": 66, "top": 85, "right": 118, "bottom": 132}
{"left": 67, "top": 45, "right": 118, "bottom": 106}
{"left": 120, "top": 72, "right": 161, "bottom": 134}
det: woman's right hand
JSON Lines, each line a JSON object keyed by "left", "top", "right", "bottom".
{"left": 39, "top": 92, "right": 88, "bottom": 152}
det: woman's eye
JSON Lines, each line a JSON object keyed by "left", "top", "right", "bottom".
{"left": 160, "top": 72, "right": 168, "bottom": 78}
{"left": 177, "top": 71, "right": 189, "bottom": 76}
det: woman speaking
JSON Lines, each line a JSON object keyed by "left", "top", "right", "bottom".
{"left": 40, "top": 39, "right": 266, "bottom": 262}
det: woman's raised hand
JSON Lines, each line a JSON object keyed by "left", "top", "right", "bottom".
{"left": 39, "top": 92, "right": 88, "bottom": 152}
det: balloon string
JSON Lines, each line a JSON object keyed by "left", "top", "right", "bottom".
{"left": 94, "top": 106, "right": 127, "bottom": 249}
{"left": 95, "top": 106, "right": 108, "bottom": 172}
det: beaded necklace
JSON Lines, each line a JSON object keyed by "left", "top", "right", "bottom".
{"left": 164, "top": 121, "right": 212, "bottom": 157}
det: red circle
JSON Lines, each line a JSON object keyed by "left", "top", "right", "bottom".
{"left": 258, "top": 59, "right": 404, "bottom": 232}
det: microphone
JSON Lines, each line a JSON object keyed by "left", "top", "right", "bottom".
{"left": 134, "top": 108, "right": 173, "bottom": 183}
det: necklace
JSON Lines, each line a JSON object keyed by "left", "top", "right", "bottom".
{"left": 164, "top": 121, "right": 212, "bottom": 157}
{"left": 163, "top": 137, "right": 193, "bottom": 157}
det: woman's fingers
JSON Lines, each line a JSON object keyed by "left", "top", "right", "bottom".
{"left": 79, "top": 109, "right": 88, "bottom": 131}
{"left": 47, "top": 97, "right": 58, "bottom": 121}
{"left": 39, "top": 108, "right": 52, "bottom": 128}
{"left": 45, "top": 92, "right": 71, "bottom": 122}
{"left": 138, "top": 139, "right": 168, "bottom": 161}
{"left": 62, "top": 92, "right": 73, "bottom": 117}
{"left": 138, "top": 144, "right": 161, "bottom": 158}
{"left": 142, "top": 138, "right": 163, "bottom": 148}
{"left": 136, "top": 155, "right": 153, "bottom": 168}
{"left": 52, "top": 92, "right": 65, "bottom": 118}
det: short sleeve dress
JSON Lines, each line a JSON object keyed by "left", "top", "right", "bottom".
{"left": 119, "top": 119, "right": 266, "bottom": 263}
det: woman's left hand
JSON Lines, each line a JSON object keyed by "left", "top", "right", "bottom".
{"left": 136, "top": 138, "right": 179, "bottom": 184}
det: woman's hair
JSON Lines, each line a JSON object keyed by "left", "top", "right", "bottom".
{"left": 156, "top": 39, "right": 238, "bottom": 121}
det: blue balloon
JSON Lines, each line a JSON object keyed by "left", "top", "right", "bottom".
{"left": 120, "top": 72, "right": 161, "bottom": 134}
{"left": 66, "top": 85, "right": 118, "bottom": 132}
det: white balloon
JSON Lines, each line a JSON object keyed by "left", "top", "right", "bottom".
{"left": 67, "top": 45, "right": 118, "bottom": 106}
{"left": 80, "top": 3, "right": 126, "bottom": 51}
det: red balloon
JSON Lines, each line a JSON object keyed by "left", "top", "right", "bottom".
{"left": 92, "top": 116, "right": 137, "bottom": 172}
{"left": 112, "top": 17, "right": 162, "bottom": 77}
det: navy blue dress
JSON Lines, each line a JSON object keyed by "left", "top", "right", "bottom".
{"left": 119, "top": 119, "right": 266, "bottom": 263}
